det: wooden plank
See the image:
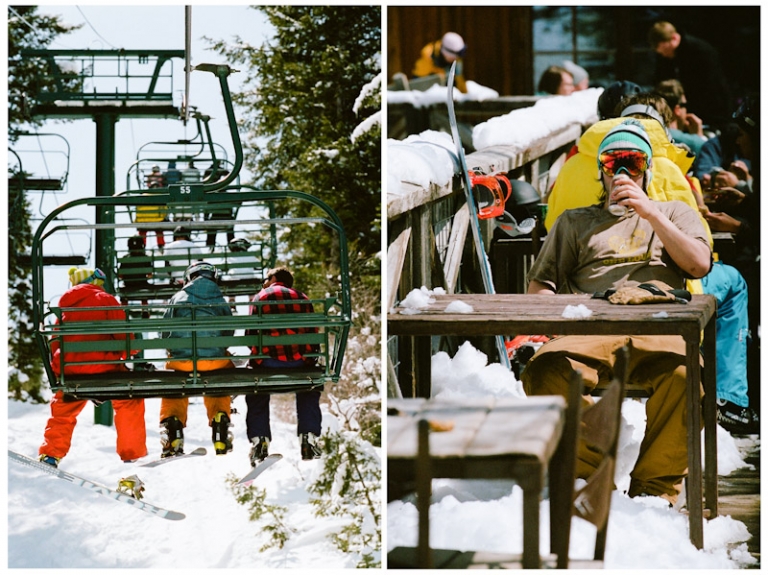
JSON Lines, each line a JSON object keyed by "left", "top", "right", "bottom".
{"left": 387, "top": 226, "right": 411, "bottom": 311}
{"left": 473, "top": 401, "right": 563, "bottom": 461}
{"left": 386, "top": 354, "right": 403, "bottom": 399}
{"left": 387, "top": 397, "right": 565, "bottom": 460}
{"left": 388, "top": 294, "right": 716, "bottom": 337}
{"left": 443, "top": 203, "right": 469, "bottom": 294}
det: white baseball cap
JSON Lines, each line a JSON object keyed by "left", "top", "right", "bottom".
{"left": 441, "top": 32, "right": 466, "bottom": 56}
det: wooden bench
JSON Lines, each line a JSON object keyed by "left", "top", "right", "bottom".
{"left": 389, "top": 292, "right": 718, "bottom": 551}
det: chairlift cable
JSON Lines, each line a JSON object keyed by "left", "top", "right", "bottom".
{"left": 75, "top": 6, "right": 117, "bottom": 49}
{"left": 30, "top": 132, "right": 54, "bottom": 179}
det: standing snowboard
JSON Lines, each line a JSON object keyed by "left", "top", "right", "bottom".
{"left": 446, "top": 62, "right": 510, "bottom": 369}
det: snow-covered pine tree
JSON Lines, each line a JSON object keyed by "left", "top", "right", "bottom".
{"left": 8, "top": 6, "right": 83, "bottom": 401}
{"left": 210, "top": 8, "right": 382, "bottom": 564}
{"left": 205, "top": 5, "right": 381, "bottom": 288}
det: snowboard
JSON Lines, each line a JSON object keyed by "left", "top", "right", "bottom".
{"left": 446, "top": 62, "right": 511, "bottom": 369}
{"left": 236, "top": 454, "right": 283, "bottom": 486}
{"left": 140, "top": 446, "right": 207, "bottom": 468}
{"left": 8, "top": 450, "right": 185, "bottom": 520}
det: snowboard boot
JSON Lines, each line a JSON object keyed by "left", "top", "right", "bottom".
{"left": 38, "top": 454, "right": 60, "bottom": 468}
{"left": 160, "top": 416, "right": 184, "bottom": 458}
{"left": 212, "top": 411, "right": 233, "bottom": 455}
{"left": 300, "top": 432, "right": 322, "bottom": 461}
{"left": 249, "top": 436, "right": 270, "bottom": 467}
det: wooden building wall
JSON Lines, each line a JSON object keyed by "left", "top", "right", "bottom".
{"left": 387, "top": 6, "right": 533, "bottom": 96}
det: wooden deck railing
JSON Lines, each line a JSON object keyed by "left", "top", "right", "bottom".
{"left": 387, "top": 94, "right": 599, "bottom": 397}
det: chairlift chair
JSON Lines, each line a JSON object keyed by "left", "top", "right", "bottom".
{"left": 31, "top": 187, "right": 352, "bottom": 401}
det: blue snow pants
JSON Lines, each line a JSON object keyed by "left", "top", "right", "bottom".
{"left": 701, "top": 260, "right": 750, "bottom": 408}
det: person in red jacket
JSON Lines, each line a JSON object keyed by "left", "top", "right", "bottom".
{"left": 38, "top": 267, "right": 147, "bottom": 467}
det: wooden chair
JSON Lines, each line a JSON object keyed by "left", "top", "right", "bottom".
{"left": 566, "top": 345, "right": 628, "bottom": 567}
{"left": 387, "top": 346, "right": 629, "bottom": 569}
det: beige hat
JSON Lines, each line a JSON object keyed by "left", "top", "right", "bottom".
{"left": 562, "top": 60, "right": 588, "bottom": 86}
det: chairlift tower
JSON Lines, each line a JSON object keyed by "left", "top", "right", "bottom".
{"left": 20, "top": 49, "right": 186, "bottom": 279}
{"left": 20, "top": 48, "right": 185, "bottom": 425}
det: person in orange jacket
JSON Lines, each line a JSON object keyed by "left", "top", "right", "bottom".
{"left": 38, "top": 267, "right": 147, "bottom": 467}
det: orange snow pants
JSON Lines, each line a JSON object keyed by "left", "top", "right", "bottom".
{"left": 521, "top": 335, "right": 703, "bottom": 505}
{"left": 159, "top": 396, "right": 232, "bottom": 427}
{"left": 160, "top": 358, "right": 233, "bottom": 426}
{"left": 39, "top": 391, "right": 147, "bottom": 461}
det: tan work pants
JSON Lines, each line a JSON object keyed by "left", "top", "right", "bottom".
{"left": 521, "top": 335, "right": 703, "bottom": 503}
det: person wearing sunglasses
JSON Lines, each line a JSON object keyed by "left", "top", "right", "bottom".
{"left": 545, "top": 94, "right": 758, "bottom": 437}
{"left": 412, "top": 31, "right": 468, "bottom": 93}
{"left": 522, "top": 119, "right": 713, "bottom": 507}
{"left": 545, "top": 98, "right": 700, "bottom": 233}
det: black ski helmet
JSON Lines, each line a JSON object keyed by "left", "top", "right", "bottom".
{"left": 598, "top": 81, "right": 643, "bottom": 120}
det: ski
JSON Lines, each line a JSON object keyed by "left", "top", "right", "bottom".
{"left": 140, "top": 446, "right": 207, "bottom": 468}
{"left": 237, "top": 454, "right": 283, "bottom": 486}
{"left": 8, "top": 450, "right": 185, "bottom": 521}
{"left": 446, "top": 62, "right": 511, "bottom": 369}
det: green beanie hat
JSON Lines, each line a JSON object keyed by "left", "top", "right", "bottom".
{"left": 597, "top": 119, "right": 653, "bottom": 158}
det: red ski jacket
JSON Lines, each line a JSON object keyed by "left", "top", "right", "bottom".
{"left": 50, "top": 283, "right": 135, "bottom": 375}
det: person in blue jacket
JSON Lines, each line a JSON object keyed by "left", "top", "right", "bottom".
{"left": 159, "top": 262, "right": 235, "bottom": 457}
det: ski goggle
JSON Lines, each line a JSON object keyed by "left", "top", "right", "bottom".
{"left": 470, "top": 171, "right": 511, "bottom": 219}
{"left": 598, "top": 150, "right": 650, "bottom": 177}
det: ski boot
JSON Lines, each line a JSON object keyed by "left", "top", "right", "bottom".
{"left": 249, "top": 436, "right": 270, "bottom": 467}
{"left": 212, "top": 411, "right": 233, "bottom": 455}
{"left": 160, "top": 416, "right": 184, "bottom": 458}
{"left": 117, "top": 474, "right": 145, "bottom": 500}
{"left": 38, "top": 454, "right": 60, "bottom": 468}
{"left": 300, "top": 432, "right": 322, "bottom": 461}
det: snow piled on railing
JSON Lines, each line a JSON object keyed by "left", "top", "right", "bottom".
{"left": 387, "top": 87, "right": 602, "bottom": 202}
{"left": 472, "top": 87, "right": 601, "bottom": 150}
{"left": 386, "top": 80, "right": 500, "bottom": 108}
{"left": 387, "top": 131, "right": 457, "bottom": 197}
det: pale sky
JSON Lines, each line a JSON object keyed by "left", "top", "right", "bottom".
{"left": 9, "top": 5, "right": 275, "bottom": 301}
{"left": 15, "top": 5, "right": 273, "bottom": 198}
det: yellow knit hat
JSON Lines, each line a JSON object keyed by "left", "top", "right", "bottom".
{"left": 68, "top": 267, "right": 106, "bottom": 287}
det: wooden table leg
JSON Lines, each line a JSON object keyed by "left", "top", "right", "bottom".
{"left": 415, "top": 335, "right": 432, "bottom": 398}
{"left": 685, "top": 332, "right": 704, "bottom": 549}
{"left": 702, "top": 316, "right": 719, "bottom": 518}
{"left": 521, "top": 474, "right": 542, "bottom": 569}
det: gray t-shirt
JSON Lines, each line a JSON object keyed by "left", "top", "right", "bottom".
{"left": 528, "top": 200, "right": 711, "bottom": 294}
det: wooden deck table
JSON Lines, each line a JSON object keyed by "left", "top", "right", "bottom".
{"left": 388, "top": 396, "right": 566, "bottom": 569}
{"left": 388, "top": 293, "right": 717, "bottom": 550}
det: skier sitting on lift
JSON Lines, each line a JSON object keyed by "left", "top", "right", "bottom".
{"left": 159, "top": 262, "right": 235, "bottom": 457}
{"left": 38, "top": 267, "right": 147, "bottom": 467}
{"left": 245, "top": 266, "right": 323, "bottom": 466}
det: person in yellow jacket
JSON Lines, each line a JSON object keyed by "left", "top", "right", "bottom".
{"left": 412, "top": 31, "right": 467, "bottom": 93}
{"left": 135, "top": 180, "right": 168, "bottom": 251}
{"left": 545, "top": 114, "right": 707, "bottom": 239}
{"left": 543, "top": 94, "right": 758, "bottom": 435}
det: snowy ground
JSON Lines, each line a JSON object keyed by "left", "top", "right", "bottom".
{"left": 385, "top": 339, "right": 760, "bottom": 570}
{"left": 8, "top": 392, "right": 379, "bottom": 569}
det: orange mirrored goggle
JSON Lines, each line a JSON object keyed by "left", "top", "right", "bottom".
{"left": 470, "top": 171, "right": 512, "bottom": 219}
{"left": 598, "top": 150, "right": 650, "bottom": 177}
